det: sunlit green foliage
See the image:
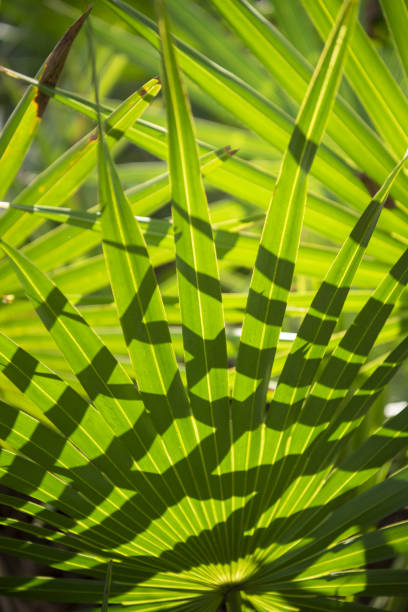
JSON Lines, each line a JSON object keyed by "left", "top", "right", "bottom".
{"left": 0, "top": 1, "right": 407, "bottom": 610}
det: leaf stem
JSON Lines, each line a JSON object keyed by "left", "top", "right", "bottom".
{"left": 225, "top": 589, "right": 242, "bottom": 612}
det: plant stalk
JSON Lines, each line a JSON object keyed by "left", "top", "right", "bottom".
{"left": 225, "top": 589, "right": 242, "bottom": 612}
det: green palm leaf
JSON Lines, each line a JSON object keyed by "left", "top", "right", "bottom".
{"left": 0, "top": 1, "right": 408, "bottom": 610}
{"left": 157, "top": 0, "right": 234, "bottom": 563}
{"left": 0, "top": 145, "right": 232, "bottom": 297}
{"left": 250, "top": 244, "right": 408, "bottom": 564}
{"left": 227, "top": 0, "right": 357, "bottom": 559}
{"left": 96, "top": 41, "right": 225, "bottom": 554}
{"left": 248, "top": 154, "right": 408, "bottom": 540}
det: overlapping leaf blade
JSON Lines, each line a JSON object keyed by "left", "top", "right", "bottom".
{"left": 235, "top": 0, "right": 357, "bottom": 410}
{"left": 5, "top": 68, "right": 406, "bottom": 266}
{"left": 208, "top": 0, "right": 408, "bottom": 206}
{"left": 0, "top": 77, "right": 160, "bottom": 248}
{"left": 102, "top": 0, "right": 367, "bottom": 207}
{"left": 302, "top": 0, "right": 408, "bottom": 160}
{"left": 96, "top": 46, "right": 226, "bottom": 564}
{"left": 248, "top": 153, "right": 408, "bottom": 548}
{"left": 260, "top": 521, "right": 408, "bottom": 583}
{"left": 0, "top": 333, "right": 190, "bottom": 559}
{"left": 226, "top": 2, "right": 357, "bottom": 561}
{"left": 0, "top": 145, "right": 233, "bottom": 294}
{"left": 158, "top": 0, "right": 235, "bottom": 567}
{"left": 0, "top": 243, "right": 212, "bottom": 564}
{"left": 380, "top": 0, "right": 408, "bottom": 81}
{"left": 249, "top": 244, "right": 408, "bottom": 570}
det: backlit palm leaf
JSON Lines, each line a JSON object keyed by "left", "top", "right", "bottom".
{"left": 0, "top": 1, "right": 407, "bottom": 611}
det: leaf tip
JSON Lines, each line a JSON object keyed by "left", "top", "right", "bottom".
{"left": 35, "top": 5, "right": 93, "bottom": 118}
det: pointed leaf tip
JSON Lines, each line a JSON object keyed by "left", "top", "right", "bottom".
{"left": 35, "top": 6, "right": 93, "bottom": 117}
